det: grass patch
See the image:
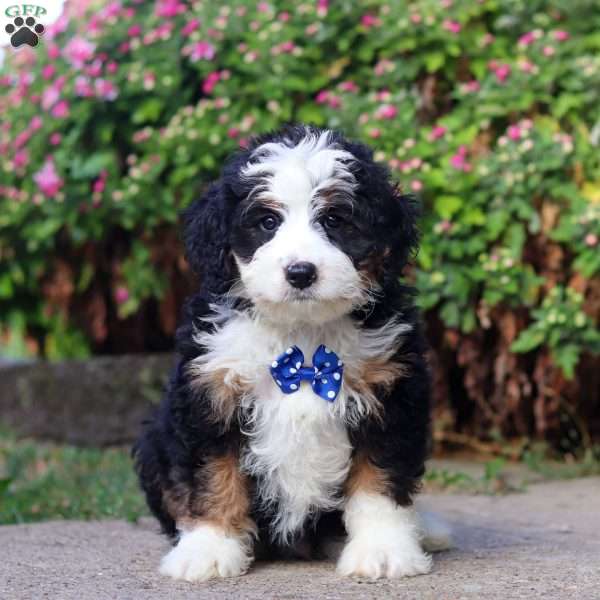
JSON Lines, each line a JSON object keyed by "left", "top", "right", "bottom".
{"left": 0, "top": 431, "right": 147, "bottom": 524}
{"left": 424, "top": 457, "right": 521, "bottom": 494}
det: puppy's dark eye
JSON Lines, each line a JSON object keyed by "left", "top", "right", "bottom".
{"left": 322, "top": 213, "right": 342, "bottom": 229}
{"left": 260, "top": 214, "right": 280, "bottom": 231}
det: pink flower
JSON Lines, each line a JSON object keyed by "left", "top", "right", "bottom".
{"left": 410, "top": 180, "right": 423, "bottom": 192}
{"left": 410, "top": 13, "right": 422, "bottom": 24}
{"left": 106, "top": 61, "right": 118, "bottom": 74}
{"left": 33, "top": 157, "right": 63, "bottom": 198}
{"left": 115, "top": 286, "right": 129, "bottom": 304}
{"left": 42, "top": 65, "right": 56, "bottom": 80}
{"left": 86, "top": 60, "right": 103, "bottom": 78}
{"left": 374, "top": 59, "right": 394, "bottom": 76}
{"left": 315, "top": 90, "right": 330, "bottom": 104}
{"left": 430, "top": 125, "right": 447, "bottom": 140}
{"left": 202, "top": 71, "right": 221, "bottom": 94}
{"left": 188, "top": 41, "right": 216, "bottom": 61}
{"left": 369, "top": 128, "right": 381, "bottom": 139}
{"left": 127, "top": 24, "right": 142, "bottom": 36}
{"left": 227, "top": 127, "right": 240, "bottom": 139}
{"left": 155, "top": 0, "right": 185, "bottom": 17}
{"left": 47, "top": 45, "right": 60, "bottom": 60}
{"left": 554, "top": 30, "right": 570, "bottom": 42}
{"left": 585, "top": 233, "right": 598, "bottom": 247}
{"left": 481, "top": 33, "right": 494, "bottom": 46}
{"left": 93, "top": 170, "right": 108, "bottom": 194}
{"left": 339, "top": 81, "right": 359, "bottom": 93}
{"left": 462, "top": 80, "right": 480, "bottom": 93}
{"left": 279, "top": 41, "right": 295, "bottom": 53}
{"left": 543, "top": 46, "right": 555, "bottom": 57}
{"left": 182, "top": 18, "right": 200, "bottom": 35}
{"left": 328, "top": 95, "right": 342, "bottom": 109}
{"left": 95, "top": 79, "right": 119, "bottom": 100}
{"left": 361, "top": 14, "right": 381, "bottom": 28}
{"left": 519, "top": 59, "right": 537, "bottom": 74}
{"left": 317, "top": 0, "right": 328, "bottom": 16}
{"left": 442, "top": 19, "right": 461, "bottom": 34}
{"left": 257, "top": 2, "right": 270, "bottom": 12}
{"left": 101, "top": 1, "right": 122, "bottom": 20}
{"left": 14, "top": 149, "right": 29, "bottom": 169}
{"left": 51, "top": 100, "right": 70, "bottom": 118}
{"left": 50, "top": 133, "right": 62, "bottom": 146}
{"left": 279, "top": 11, "right": 290, "bottom": 22}
{"left": 507, "top": 125, "right": 522, "bottom": 140}
{"left": 450, "top": 146, "right": 472, "bottom": 172}
{"left": 45, "top": 14, "right": 69, "bottom": 40}
{"left": 75, "top": 76, "right": 94, "bottom": 97}
{"left": 376, "top": 104, "right": 398, "bottom": 120}
{"left": 14, "top": 131, "right": 31, "bottom": 149}
{"left": 41, "top": 85, "right": 60, "bottom": 110}
{"left": 63, "top": 36, "right": 96, "bottom": 68}
{"left": 493, "top": 64, "right": 511, "bottom": 83}
{"left": 30, "top": 116, "right": 43, "bottom": 130}
{"left": 518, "top": 32, "right": 536, "bottom": 46}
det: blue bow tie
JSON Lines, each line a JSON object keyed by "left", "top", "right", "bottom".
{"left": 270, "top": 345, "right": 344, "bottom": 402}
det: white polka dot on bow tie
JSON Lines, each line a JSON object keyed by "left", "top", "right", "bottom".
{"left": 296, "top": 362, "right": 302, "bottom": 369}
{"left": 276, "top": 380, "right": 282, "bottom": 385}
{"left": 333, "top": 372, "right": 341, "bottom": 380}
{"left": 324, "top": 347, "right": 331, "bottom": 353}
{"left": 338, "top": 360, "right": 343, "bottom": 366}
{"left": 286, "top": 348, "right": 293, "bottom": 354}
{"left": 290, "top": 383, "right": 298, "bottom": 390}
{"left": 322, "top": 379, "right": 328, "bottom": 384}
{"left": 290, "top": 368, "right": 297, "bottom": 373}
{"left": 284, "top": 358, "right": 289, "bottom": 363}
{"left": 271, "top": 361, "right": 278, "bottom": 368}
{"left": 327, "top": 390, "right": 335, "bottom": 399}
{"left": 324, "top": 362, "right": 330, "bottom": 367}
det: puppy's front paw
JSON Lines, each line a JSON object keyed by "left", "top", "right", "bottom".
{"left": 159, "top": 525, "right": 252, "bottom": 582}
{"left": 337, "top": 536, "right": 432, "bottom": 579}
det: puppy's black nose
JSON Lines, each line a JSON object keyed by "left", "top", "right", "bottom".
{"left": 285, "top": 261, "right": 318, "bottom": 289}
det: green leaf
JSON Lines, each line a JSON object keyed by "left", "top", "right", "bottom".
{"left": 554, "top": 344, "right": 580, "bottom": 379}
{"left": 434, "top": 195, "right": 463, "bottom": 219}
{"left": 511, "top": 329, "right": 545, "bottom": 353}
{"left": 132, "top": 98, "right": 164, "bottom": 124}
{"left": 424, "top": 52, "right": 445, "bottom": 73}
{"left": 296, "top": 104, "right": 326, "bottom": 126}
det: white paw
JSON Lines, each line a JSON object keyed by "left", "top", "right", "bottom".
{"left": 337, "top": 536, "right": 432, "bottom": 579}
{"left": 159, "top": 525, "right": 252, "bottom": 582}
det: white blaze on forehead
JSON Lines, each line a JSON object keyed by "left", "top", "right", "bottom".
{"left": 241, "top": 130, "right": 357, "bottom": 208}
{"left": 233, "top": 130, "right": 368, "bottom": 325}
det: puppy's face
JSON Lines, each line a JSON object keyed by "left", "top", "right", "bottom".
{"left": 184, "top": 127, "right": 417, "bottom": 324}
{"left": 227, "top": 130, "right": 404, "bottom": 325}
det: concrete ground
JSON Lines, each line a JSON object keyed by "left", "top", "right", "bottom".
{"left": 1, "top": 477, "right": 598, "bottom": 600}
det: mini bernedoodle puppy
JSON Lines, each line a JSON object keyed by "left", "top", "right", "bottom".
{"left": 133, "top": 125, "right": 450, "bottom": 582}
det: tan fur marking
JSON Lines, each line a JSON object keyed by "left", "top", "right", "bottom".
{"left": 172, "top": 454, "right": 256, "bottom": 538}
{"left": 358, "top": 247, "right": 391, "bottom": 282}
{"left": 345, "top": 452, "right": 390, "bottom": 497}
{"left": 186, "top": 363, "right": 248, "bottom": 425}
{"left": 345, "top": 357, "right": 409, "bottom": 400}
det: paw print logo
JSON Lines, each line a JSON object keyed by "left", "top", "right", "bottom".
{"left": 5, "top": 16, "right": 45, "bottom": 48}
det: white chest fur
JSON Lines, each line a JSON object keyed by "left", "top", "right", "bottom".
{"left": 190, "top": 306, "right": 410, "bottom": 541}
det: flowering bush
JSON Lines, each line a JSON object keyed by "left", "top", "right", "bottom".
{"left": 1, "top": 0, "right": 599, "bottom": 446}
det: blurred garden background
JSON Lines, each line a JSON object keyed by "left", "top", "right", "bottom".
{"left": 1, "top": 0, "right": 600, "bottom": 523}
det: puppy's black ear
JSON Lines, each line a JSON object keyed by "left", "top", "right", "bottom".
{"left": 389, "top": 187, "right": 420, "bottom": 271}
{"left": 182, "top": 181, "right": 235, "bottom": 295}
